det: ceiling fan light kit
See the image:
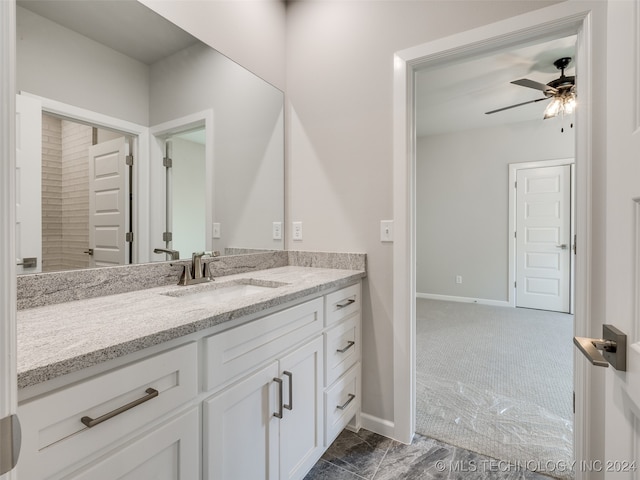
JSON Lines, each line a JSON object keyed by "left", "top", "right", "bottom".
{"left": 486, "top": 56, "right": 576, "bottom": 125}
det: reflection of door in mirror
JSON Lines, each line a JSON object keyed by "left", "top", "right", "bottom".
{"left": 38, "top": 113, "right": 133, "bottom": 272}
{"left": 165, "top": 129, "right": 206, "bottom": 259}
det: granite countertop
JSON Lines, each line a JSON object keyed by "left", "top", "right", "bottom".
{"left": 17, "top": 266, "right": 365, "bottom": 389}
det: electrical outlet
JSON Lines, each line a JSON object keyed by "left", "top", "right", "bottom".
{"left": 456, "top": 275, "right": 463, "bottom": 284}
{"left": 292, "top": 221, "right": 303, "bottom": 241}
{"left": 213, "top": 223, "right": 221, "bottom": 239}
{"left": 380, "top": 220, "right": 394, "bottom": 242}
{"left": 272, "top": 222, "right": 282, "bottom": 240}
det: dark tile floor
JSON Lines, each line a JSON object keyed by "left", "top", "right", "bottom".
{"left": 305, "top": 429, "right": 557, "bottom": 480}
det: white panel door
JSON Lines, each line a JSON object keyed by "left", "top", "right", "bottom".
{"left": 516, "top": 165, "right": 571, "bottom": 312}
{"left": 15, "top": 94, "right": 41, "bottom": 273}
{"left": 88, "top": 137, "right": 128, "bottom": 267}
{"left": 601, "top": 0, "right": 640, "bottom": 472}
{"left": 279, "top": 337, "right": 324, "bottom": 480}
{"left": 204, "top": 361, "right": 280, "bottom": 480}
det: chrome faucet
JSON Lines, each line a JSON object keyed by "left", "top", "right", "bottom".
{"left": 176, "top": 251, "right": 221, "bottom": 286}
{"left": 153, "top": 248, "right": 180, "bottom": 260}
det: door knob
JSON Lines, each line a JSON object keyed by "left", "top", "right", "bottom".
{"left": 556, "top": 244, "right": 568, "bottom": 249}
{"left": 84, "top": 249, "right": 94, "bottom": 256}
{"left": 574, "top": 324, "right": 627, "bottom": 371}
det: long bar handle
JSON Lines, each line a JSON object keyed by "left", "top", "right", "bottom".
{"left": 336, "top": 341, "right": 356, "bottom": 354}
{"left": 337, "top": 393, "right": 356, "bottom": 411}
{"left": 81, "top": 388, "right": 158, "bottom": 428}
{"left": 336, "top": 298, "right": 356, "bottom": 309}
{"left": 273, "top": 377, "right": 283, "bottom": 418}
{"left": 283, "top": 371, "right": 293, "bottom": 411}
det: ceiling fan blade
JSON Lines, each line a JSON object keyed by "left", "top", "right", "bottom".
{"left": 485, "top": 97, "right": 550, "bottom": 115}
{"left": 511, "top": 78, "right": 558, "bottom": 95}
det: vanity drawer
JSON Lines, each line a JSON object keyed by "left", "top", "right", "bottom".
{"left": 325, "top": 314, "right": 360, "bottom": 386}
{"left": 325, "top": 283, "right": 361, "bottom": 327}
{"left": 17, "top": 342, "right": 198, "bottom": 480}
{"left": 325, "top": 363, "right": 360, "bottom": 445}
{"left": 204, "top": 297, "right": 324, "bottom": 391}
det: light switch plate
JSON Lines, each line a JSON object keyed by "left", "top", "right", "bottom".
{"left": 380, "top": 220, "right": 393, "bottom": 242}
{"left": 292, "top": 221, "right": 303, "bottom": 241}
{"left": 213, "top": 223, "right": 221, "bottom": 239}
{"left": 273, "top": 222, "right": 282, "bottom": 240}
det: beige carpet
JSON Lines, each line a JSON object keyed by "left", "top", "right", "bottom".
{"left": 415, "top": 298, "right": 574, "bottom": 479}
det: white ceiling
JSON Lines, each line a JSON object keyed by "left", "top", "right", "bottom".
{"left": 415, "top": 35, "right": 576, "bottom": 137}
{"left": 17, "top": 0, "right": 199, "bottom": 65}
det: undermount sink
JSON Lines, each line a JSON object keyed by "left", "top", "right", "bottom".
{"left": 162, "top": 278, "right": 288, "bottom": 304}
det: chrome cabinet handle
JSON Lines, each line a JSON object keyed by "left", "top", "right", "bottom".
{"left": 336, "top": 341, "right": 355, "bottom": 354}
{"left": 81, "top": 388, "right": 158, "bottom": 428}
{"left": 83, "top": 249, "right": 94, "bottom": 256}
{"left": 283, "top": 371, "right": 293, "bottom": 411}
{"left": 336, "top": 298, "right": 355, "bottom": 309}
{"left": 337, "top": 393, "right": 356, "bottom": 411}
{"left": 273, "top": 377, "right": 284, "bottom": 418}
{"left": 556, "top": 244, "right": 568, "bottom": 249}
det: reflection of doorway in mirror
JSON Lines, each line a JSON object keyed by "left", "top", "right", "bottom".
{"left": 168, "top": 129, "right": 206, "bottom": 259}
{"left": 41, "top": 113, "right": 133, "bottom": 272}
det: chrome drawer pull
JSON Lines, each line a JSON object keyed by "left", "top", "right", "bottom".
{"left": 337, "top": 393, "right": 356, "bottom": 410}
{"left": 336, "top": 298, "right": 355, "bottom": 309}
{"left": 336, "top": 341, "right": 355, "bottom": 354}
{"left": 81, "top": 388, "right": 158, "bottom": 428}
{"left": 283, "top": 371, "right": 293, "bottom": 411}
{"left": 273, "top": 377, "right": 284, "bottom": 418}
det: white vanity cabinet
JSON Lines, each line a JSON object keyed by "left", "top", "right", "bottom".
{"left": 203, "top": 298, "right": 325, "bottom": 480}
{"left": 17, "top": 280, "right": 363, "bottom": 480}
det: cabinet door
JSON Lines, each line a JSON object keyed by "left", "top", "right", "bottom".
{"left": 66, "top": 407, "right": 199, "bottom": 480}
{"left": 279, "top": 336, "right": 324, "bottom": 480}
{"left": 204, "top": 361, "right": 280, "bottom": 480}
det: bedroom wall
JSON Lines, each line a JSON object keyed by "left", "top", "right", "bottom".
{"left": 416, "top": 119, "right": 575, "bottom": 303}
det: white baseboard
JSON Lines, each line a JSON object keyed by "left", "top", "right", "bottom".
{"left": 360, "top": 412, "right": 396, "bottom": 440}
{"left": 416, "top": 292, "right": 510, "bottom": 308}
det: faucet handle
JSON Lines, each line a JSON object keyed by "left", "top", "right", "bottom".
{"left": 177, "top": 264, "right": 193, "bottom": 286}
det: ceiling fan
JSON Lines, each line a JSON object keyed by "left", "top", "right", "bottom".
{"left": 485, "top": 57, "right": 576, "bottom": 119}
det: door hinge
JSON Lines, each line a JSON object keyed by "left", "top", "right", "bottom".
{"left": 163, "top": 232, "right": 172, "bottom": 242}
{"left": 0, "top": 414, "right": 21, "bottom": 475}
{"left": 514, "top": 181, "right": 517, "bottom": 188}
{"left": 573, "top": 234, "right": 577, "bottom": 254}
{"left": 126, "top": 232, "right": 134, "bottom": 243}
{"left": 573, "top": 392, "right": 575, "bottom": 414}
{"left": 125, "top": 154, "right": 133, "bottom": 166}
{"left": 163, "top": 157, "right": 172, "bottom": 168}
{"left": 514, "top": 281, "right": 517, "bottom": 288}
{"left": 514, "top": 231, "right": 517, "bottom": 239}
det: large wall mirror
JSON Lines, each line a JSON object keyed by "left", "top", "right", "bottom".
{"left": 16, "top": 0, "right": 285, "bottom": 274}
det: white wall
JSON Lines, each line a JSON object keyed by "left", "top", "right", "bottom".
{"left": 416, "top": 119, "right": 575, "bottom": 303}
{"left": 285, "top": 0, "right": 563, "bottom": 427}
{"left": 16, "top": 6, "right": 150, "bottom": 126}
{"left": 140, "top": 0, "right": 286, "bottom": 91}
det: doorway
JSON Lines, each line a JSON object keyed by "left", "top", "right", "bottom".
{"left": 392, "top": 4, "right": 594, "bottom": 477}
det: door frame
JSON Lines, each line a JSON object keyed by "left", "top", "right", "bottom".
{"left": 508, "top": 158, "right": 575, "bottom": 313}
{"left": 149, "top": 109, "right": 214, "bottom": 256}
{"left": 0, "top": 0, "right": 18, "bottom": 477}
{"left": 392, "top": 2, "right": 595, "bottom": 474}
{"left": 18, "top": 92, "right": 150, "bottom": 265}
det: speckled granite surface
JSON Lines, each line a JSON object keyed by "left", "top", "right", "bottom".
{"left": 17, "top": 250, "right": 366, "bottom": 310}
{"left": 17, "top": 266, "right": 365, "bottom": 389}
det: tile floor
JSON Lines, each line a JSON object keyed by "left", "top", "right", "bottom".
{"left": 305, "top": 429, "right": 557, "bottom": 480}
